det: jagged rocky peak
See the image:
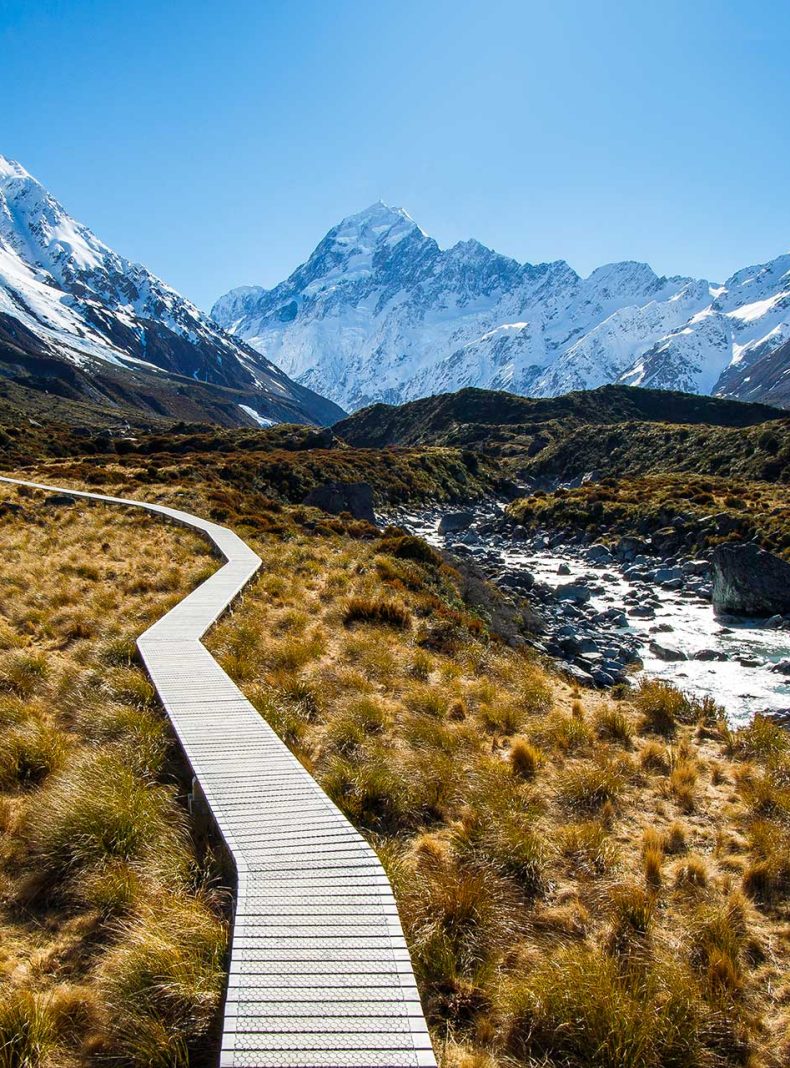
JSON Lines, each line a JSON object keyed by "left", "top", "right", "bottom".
{"left": 213, "top": 204, "right": 790, "bottom": 412}
{"left": 327, "top": 201, "right": 423, "bottom": 245}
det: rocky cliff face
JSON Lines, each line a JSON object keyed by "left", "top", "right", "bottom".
{"left": 213, "top": 202, "right": 790, "bottom": 412}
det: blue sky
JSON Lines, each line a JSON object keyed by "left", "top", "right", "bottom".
{"left": 2, "top": 0, "right": 789, "bottom": 310}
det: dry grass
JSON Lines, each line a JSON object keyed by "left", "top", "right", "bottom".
{"left": 203, "top": 504, "right": 790, "bottom": 1068}
{"left": 0, "top": 485, "right": 227, "bottom": 1066}
{"left": 8, "top": 463, "right": 790, "bottom": 1067}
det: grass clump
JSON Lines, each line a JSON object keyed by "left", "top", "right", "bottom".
{"left": 558, "top": 757, "right": 626, "bottom": 811}
{"left": 21, "top": 748, "right": 188, "bottom": 891}
{"left": 0, "top": 719, "right": 65, "bottom": 789}
{"left": 0, "top": 651, "right": 48, "bottom": 697}
{"left": 509, "top": 739, "right": 542, "bottom": 779}
{"left": 97, "top": 894, "right": 227, "bottom": 1067}
{"left": 595, "top": 706, "right": 633, "bottom": 745}
{"left": 504, "top": 946, "right": 706, "bottom": 1068}
{"left": 634, "top": 679, "right": 692, "bottom": 736}
{"left": 560, "top": 820, "right": 618, "bottom": 876}
{"left": 343, "top": 595, "right": 412, "bottom": 629}
{"left": 0, "top": 988, "right": 59, "bottom": 1068}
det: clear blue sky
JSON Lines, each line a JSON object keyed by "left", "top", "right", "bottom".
{"left": 3, "top": 0, "right": 789, "bottom": 310}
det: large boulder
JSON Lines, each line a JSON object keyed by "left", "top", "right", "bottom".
{"left": 712, "top": 543, "right": 790, "bottom": 616}
{"left": 555, "top": 582, "right": 592, "bottom": 604}
{"left": 438, "top": 511, "right": 475, "bottom": 535}
{"left": 302, "top": 481, "right": 375, "bottom": 523}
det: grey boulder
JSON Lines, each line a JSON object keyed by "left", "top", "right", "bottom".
{"left": 712, "top": 543, "right": 790, "bottom": 616}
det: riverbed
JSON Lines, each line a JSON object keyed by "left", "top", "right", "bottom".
{"left": 393, "top": 506, "right": 790, "bottom": 728}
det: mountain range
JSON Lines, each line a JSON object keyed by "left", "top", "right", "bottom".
{"left": 212, "top": 202, "right": 790, "bottom": 411}
{"left": 0, "top": 157, "right": 342, "bottom": 426}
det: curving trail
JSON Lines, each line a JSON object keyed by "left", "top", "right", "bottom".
{"left": 0, "top": 476, "right": 435, "bottom": 1068}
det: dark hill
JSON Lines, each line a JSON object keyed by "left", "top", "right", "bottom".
{"left": 334, "top": 385, "right": 783, "bottom": 448}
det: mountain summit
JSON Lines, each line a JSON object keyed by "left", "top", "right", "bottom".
{"left": 212, "top": 205, "right": 790, "bottom": 411}
{"left": 0, "top": 156, "right": 342, "bottom": 425}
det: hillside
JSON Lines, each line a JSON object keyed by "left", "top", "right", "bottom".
{"left": 334, "top": 384, "right": 789, "bottom": 487}
{"left": 2, "top": 463, "right": 788, "bottom": 1068}
{"left": 334, "top": 385, "right": 784, "bottom": 448}
{"left": 0, "top": 157, "right": 342, "bottom": 427}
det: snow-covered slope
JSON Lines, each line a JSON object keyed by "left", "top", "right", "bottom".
{"left": 0, "top": 156, "right": 342, "bottom": 425}
{"left": 212, "top": 202, "right": 790, "bottom": 410}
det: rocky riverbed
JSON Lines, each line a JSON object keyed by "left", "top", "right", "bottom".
{"left": 387, "top": 504, "right": 790, "bottom": 728}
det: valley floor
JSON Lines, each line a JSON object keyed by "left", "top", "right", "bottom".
{"left": 0, "top": 461, "right": 788, "bottom": 1067}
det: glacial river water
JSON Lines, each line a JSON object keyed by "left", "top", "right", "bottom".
{"left": 397, "top": 509, "right": 790, "bottom": 728}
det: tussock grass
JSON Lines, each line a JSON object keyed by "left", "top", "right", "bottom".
{"left": 0, "top": 718, "right": 66, "bottom": 789}
{"left": 0, "top": 987, "right": 59, "bottom": 1068}
{"left": 635, "top": 678, "right": 690, "bottom": 735}
{"left": 97, "top": 893, "right": 227, "bottom": 1067}
{"left": 504, "top": 946, "right": 707, "bottom": 1068}
{"left": 22, "top": 748, "right": 189, "bottom": 889}
{"left": 508, "top": 738, "right": 542, "bottom": 779}
{"left": 560, "top": 819, "right": 619, "bottom": 875}
{"left": 595, "top": 706, "right": 633, "bottom": 745}
{"left": 13, "top": 468, "right": 785, "bottom": 1067}
{"left": 558, "top": 756, "right": 627, "bottom": 811}
{"left": 343, "top": 595, "right": 412, "bottom": 629}
{"left": 0, "top": 484, "right": 225, "bottom": 1066}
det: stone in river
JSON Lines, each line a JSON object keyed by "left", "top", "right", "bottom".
{"left": 771, "top": 658, "right": 790, "bottom": 675}
{"left": 649, "top": 641, "right": 687, "bottom": 661}
{"left": 558, "top": 562, "right": 571, "bottom": 575}
{"left": 712, "top": 543, "right": 790, "bottom": 616}
{"left": 560, "top": 661, "right": 595, "bottom": 687}
{"left": 556, "top": 583, "right": 592, "bottom": 604}
{"left": 438, "top": 510, "right": 475, "bottom": 534}
{"left": 693, "top": 649, "right": 728, "bottom": 661}
{"left": 654, "top": 567, "right": 684, "bottom": 584}
{"left": 629, "top": 605, "right": 655, "bottom": 619}
{"left": 592, "top": 669, "right": 615, "bottom": 687}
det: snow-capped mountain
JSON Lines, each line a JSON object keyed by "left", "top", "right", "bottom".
{"left": 0, "top": 157, "right": 342, "bottom": 425}
{"left": 212, "top": 202, "right": 790, "bottom": 411}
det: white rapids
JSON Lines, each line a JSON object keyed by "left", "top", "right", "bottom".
{"left": 398, "top": 509, "right": 790, "bottom": 728}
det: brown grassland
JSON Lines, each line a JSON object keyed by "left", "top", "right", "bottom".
{"left": 203, "top": 518, "right": 790, "bottom": 1068}
{"left": 0, "top": 484, "right": 229, "bottom": 1067}
{"left": 0, "top": 463, "right": 788, "bottom": 1067}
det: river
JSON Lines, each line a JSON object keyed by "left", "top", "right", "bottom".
{"left": 392, "top": 505, "right": 790, "bottom": 728}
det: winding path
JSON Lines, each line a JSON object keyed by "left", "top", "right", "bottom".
{"left": 0, "top": 476, "right": 435, "bottom": 1068}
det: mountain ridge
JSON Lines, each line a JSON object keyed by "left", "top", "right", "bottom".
{"left": 0, "top": 156, "right": 343, "bottom": 426}
{"left": 212, "top": 203, "right": 790, "bottom": 411}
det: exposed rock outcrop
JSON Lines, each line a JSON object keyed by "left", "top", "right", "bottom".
{"left": 302, "top": 481, "right": 375, "bottom": 523}
{"left": 712, "top": 543, "right": 790, "bottom": 616}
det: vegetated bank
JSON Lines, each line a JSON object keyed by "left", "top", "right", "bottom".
{"left": 507, "top": 474, "right": 790, "bottom": 561}
{"left": 201, "top": 494, "right": 790, "bottom": 1068}
{"left": 0, "top": 484, "right": 228, "bottom": 1066}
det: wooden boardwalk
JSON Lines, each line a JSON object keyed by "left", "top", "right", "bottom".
{"left": 0, "top": 476, "right": 436, "bottom": 1068}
